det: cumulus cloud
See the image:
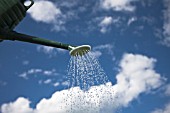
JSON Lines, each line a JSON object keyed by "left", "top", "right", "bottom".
{"left": 151, "top": 103, "right": 170, "bottom": 113}
{"left": 162, "top": 0, "right": 170, "bottom": 47}
{"left": 0, "top": 84, "right": 117, "bottom": 113}
{"left": 26, "top": 0, "right": 84, "bottom": 32}
{"left": 1, "top": 97, "right": 34, "bottom": 113}
{"left": 100, "top": 0, "right": 136, "bottom": 12}
{"left": 114, "top": 53, "right": 163, "bottom": 106}
{"left": 27, "top": 0, "right": 66, "bottom": 32}
{"left": 99, "top": 16, "right": 113, "bottom": 33}
{"left": 98, "top": 16, "right": 124, "bottom": 33}
{"left": 1, "top": 53, "right": 164, "bottom": 113}
{"left": 27, "top": 0, "right": 61, "bottom": 23}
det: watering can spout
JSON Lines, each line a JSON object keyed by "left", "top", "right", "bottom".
{"left": 0, "top": 0, "right": 91, "bottom": 57}
{"left": 0, "top": 30, "right": 91, "bottom": 56}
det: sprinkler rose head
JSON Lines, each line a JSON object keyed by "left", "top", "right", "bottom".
{"left": 69, "top": 45, "right": 91, "bottom": 56}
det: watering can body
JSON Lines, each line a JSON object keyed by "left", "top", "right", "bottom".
{"left": 0, "top": 0, "right": 71, "bottom": 50}
{"left": 0, "top": 0, "right": 71, "bottom": 51}
{"left": 0, "top": 0, "right": 90, "bottom": 55}
{"left": 0, "top": 0, "right": 33, "bottom": 30}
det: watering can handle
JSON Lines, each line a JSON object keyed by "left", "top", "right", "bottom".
{"left": 24, "top": 0, "right": 34, "bottom": 10}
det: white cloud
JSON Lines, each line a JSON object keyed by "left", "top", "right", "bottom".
{"left": 43, "top": 70, "right": 54, "bottom": 76}
{"left": 43, "top": 69, "right": 58, "bottom": 76}
{"left": 162, "top": 0, "right": 170, "bottom": 47}
{"left": 98, "top": 16, "right": 122, "bottom": 33}
{"left": 18, "top": 72, "right": 28, "bottom": 79}
{"left": 99, "top": 16, "right": 113, "bottom": 33}
{"left": 127, "top": 17, "right": 137, "bottom": 26}
{"left": 53, "top": 82, "right": 60, "bottom": 87}
{"left": 164, "top": 84, "right": 170, "bottom": 96}
{"left": 93, "top": 44, "right": 114, "bottom": 59}
{"left": 27, "top": 0, "right": 61, "bottom": 23}
{"left": 1, "top": 53, "right": 164, "bottom": 113}
{"left": 37, "top": 46, "right": 56, "bottom": 55}
{"left": 27, "top": 69, "right": 42, "bottom": 74}
{"left": 151, "top": 103, "right": 170, "bottom": 113}
{"left": 52, "top": 25, "right": 66, "bottom": 32}
{"left": 1, "top": 97, "right": 34, "bottom": 113}
{"left": 100, "top": 28, "right": 107, "bottom": 33}
{"left": 100, "top": 0, "right": 136, "bottom": 12}
{"left": 112, "top": 17, "right": 122, "bottom": 27}
{"left": 44, "top": 79, "right": 52, "bottom": 84}
{"left": 0, "top": 84, "right": 117, "bottom": 113}
{"left": 88, "top": 44, "right": 114, "bottom": 59}
{"left": 89, "top": 51, "right": 102, "bottom": 58}
{"left": 100, "top": 16, "right": 113, "bottom": 26}
{"left": 55, "top": 48, "right": 67, "bottom": 53}
{"left": 93, "top": 44, "right": 113, "bottom": 53}
{"left": 27, "top": 0, "right": 66, "bottom": 32}
{"left": 61, "top": 81, "right": 69, "bottom": 86}
{"left": 19, "top": 68, "right": 42, "bottom": 79}
{"left": 37, "top": 45, "right": 67, "bottom": 56}
{"left": 59, "top": 0, "right": 78, "bottom": 8}
{"left": 19, "top": 68, "right": 58, "bottom": 79}
{"left": 114, "top": 53, "right": 163, "bottom": 106}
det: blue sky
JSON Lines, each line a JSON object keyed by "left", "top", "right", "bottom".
{"left": 0, "top": 0, "right": 170, "bottom": 113}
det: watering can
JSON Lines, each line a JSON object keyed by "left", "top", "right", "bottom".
{"left": 0, "top": 0, "right": 91, "bottom": 56}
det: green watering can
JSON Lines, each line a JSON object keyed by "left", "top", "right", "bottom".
{"left": 0, "top": 0, "right": 91, "bottom": 56}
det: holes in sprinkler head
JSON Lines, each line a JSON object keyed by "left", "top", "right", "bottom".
{"left": 24, "top": 0, "right": 33, "bottom": 7}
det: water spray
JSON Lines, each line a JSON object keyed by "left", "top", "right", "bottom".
{"left": 0, "top": 0, "right": 91, "bottom": 56}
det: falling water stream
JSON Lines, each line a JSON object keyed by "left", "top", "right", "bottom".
{"left": 62, "top": 51, "right": 117, "bottom": 113}
{"left": 67, "top": 52, "right": 109, "bottom": 89}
